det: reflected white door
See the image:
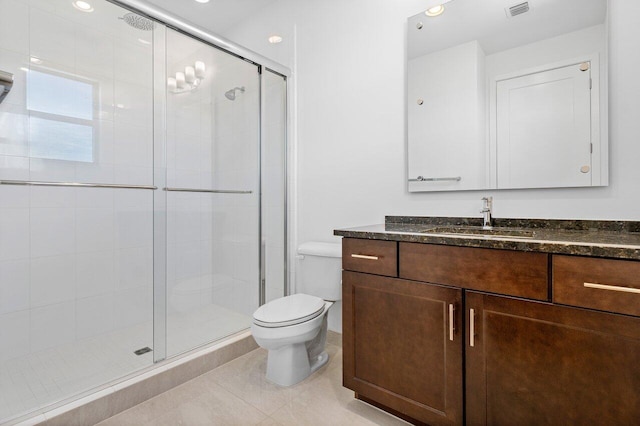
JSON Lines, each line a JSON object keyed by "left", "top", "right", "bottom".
{"left": 496, "top": 63, "right": 592, "bottom": 189}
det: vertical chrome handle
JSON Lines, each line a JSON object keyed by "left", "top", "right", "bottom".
{"left": 449, "top": 304, "right": 455, "bottom": 341}
{"left": 469, "top": 308, "right": 475, "bottom": 347}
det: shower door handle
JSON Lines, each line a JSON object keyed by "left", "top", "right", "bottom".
{"left": 0, "top": 180, "right": 157, "bottom": 190}
{"left": 164, "top": 187, "right": 252, "bottom": 194}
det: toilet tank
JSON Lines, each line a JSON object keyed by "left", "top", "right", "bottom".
{"left": 297, "top": 241, "right": 342, "bottom": 301}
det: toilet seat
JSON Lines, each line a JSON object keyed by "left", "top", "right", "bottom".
{"left": 253, "top": 294, "right": 326, "bottom": 328}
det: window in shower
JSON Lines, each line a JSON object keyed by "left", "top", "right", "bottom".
{"left": 27, "top": 69, "right": 95, "bottom": 162}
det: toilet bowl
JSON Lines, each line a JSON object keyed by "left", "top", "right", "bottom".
{"left": 251, "top": 241, "right": 342, "bottom": 386}
{"left": 251, "top": 294, "right": 333, "bottom": 386}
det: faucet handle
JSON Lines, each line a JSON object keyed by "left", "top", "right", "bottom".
{"left": 481, "top": 196, "right": 493, "bottom": 209}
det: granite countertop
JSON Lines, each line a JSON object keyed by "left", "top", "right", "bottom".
{"left": 333, "top": 217, "right": 640, "bottom": 260}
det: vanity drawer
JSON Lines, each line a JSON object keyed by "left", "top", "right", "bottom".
{"left": 553, "top": 255, "right": 640, "bottom": 317}
{"left": 399, "top": 243, "right": 549, "bottom": 300}
{"left": 342, "top": 238, "right": 397, "bottom": 277}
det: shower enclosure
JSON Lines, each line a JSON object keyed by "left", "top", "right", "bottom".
{"left": 0, "top": 0, "right": 288, "bottom": 422}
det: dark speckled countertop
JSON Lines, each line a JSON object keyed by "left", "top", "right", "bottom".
{"left": 333, "top": 216, "right": 640, "bottom": 260}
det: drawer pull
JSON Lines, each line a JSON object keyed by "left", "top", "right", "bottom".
{"left": 469, "top": 308, "right": 475, "bottom": 347}
{"left": 351, "top": 254, "right": 379, "bottom": 260}
{"left": 449, "top": 304, "right": 455, "bottom": 341}
{"left": 583, "top": 282, "right": 640, "bottom": 294}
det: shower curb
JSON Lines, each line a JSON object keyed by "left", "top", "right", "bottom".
{"left": 10, "top": 331, "right": 258, "bottom": 426}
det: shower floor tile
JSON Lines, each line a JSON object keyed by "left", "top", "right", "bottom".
{"left": 0, "top": 304, "right": 250, "bottom": 423}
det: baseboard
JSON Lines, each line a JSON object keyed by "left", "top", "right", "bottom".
{"left": 327, "top": 330, "right": 342, "bottom": 347}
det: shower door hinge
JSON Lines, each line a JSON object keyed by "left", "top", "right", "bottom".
{"left": 589, "top": 78, "right": 592, "bottom": 89}
{"left": 258, "top": 65, "right": 263, "bottom": 74}
{"left": 590, "top": 143, "right": 593, "bottom": 153}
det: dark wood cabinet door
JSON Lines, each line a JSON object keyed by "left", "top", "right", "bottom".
{"left": 343, "top": 271, "right": 463, "bottom": 425}
{"left": 466, "top": 291, "right": 640, "bottom": 426}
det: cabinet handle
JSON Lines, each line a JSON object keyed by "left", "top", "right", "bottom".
{"left": 350, "top": 254, "right": 379, "bottom": 260}
{"left": 469, "top": 308, "right": 475, "bottom": 347}
{"left": 449, "top": 304, "right": 455, "bottom": 341}
{"left": 584, "top": 282, "right": 640, "bottom": 294}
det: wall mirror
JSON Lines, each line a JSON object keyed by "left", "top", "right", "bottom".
{"left": 407, "top": 0, "right": 608, "bottom": 192}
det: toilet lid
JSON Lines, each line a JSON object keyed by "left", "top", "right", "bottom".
{"left": 253, "top": 294, "right": 326, "bottom": 328}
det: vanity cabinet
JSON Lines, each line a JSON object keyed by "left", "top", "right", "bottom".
{"left": 342, "top": 271, "right": 463, "bottom": 426}
{"left": 465, "top": 292, "right": 640, "bottom": 426}
{"left": 341, "top": 237, "right": 640, "bottom": 425}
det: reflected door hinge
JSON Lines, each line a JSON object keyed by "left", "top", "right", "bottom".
{"left": 590, "top": 143, "right": 593, "bottom": 153}
{"left": 589, "top": 78, "right": 592, "bottom": 89}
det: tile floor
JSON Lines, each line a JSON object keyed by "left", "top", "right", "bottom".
{"left": 95, "top": 342, "right": 409, "bottom": 426}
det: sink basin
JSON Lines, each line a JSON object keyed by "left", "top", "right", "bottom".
{"left": 423, "top": 226, "right": 536, "bottom": 239}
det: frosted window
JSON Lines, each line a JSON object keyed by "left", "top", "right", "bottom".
{"left": 27, "top": 70, "right": 95, "bottom": 162}
{"left": 29, "top": 117, "right": 93, "bottom": 162}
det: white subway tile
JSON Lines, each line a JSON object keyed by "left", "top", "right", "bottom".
{"left": 0, "top": 208, "right": 29, "bottom": 261}
{"left": 76, "top": 251, "right": 115, "bottom": 299}
{"left": 0, "top": 1, "right": 28, "bottom": 53}
{"left": 75, "top": 208, "right": 115, "bottom": 252}
{"left": 30, "top": 254, "right": 76, "bottom": 307}
{"left": 0, "top": 310, "right": 29, "bottom": 362}
{"left": 0, "top": 259, "right": 29, "bottom": 314}
{"left": 30, "top": 301, "right": 75, "bottom": 352}
{"left": 76, "top": 294, "right": 114, "bottom": 340}
{"left": 30, "top": 208, "right": 75, "bottom": 258}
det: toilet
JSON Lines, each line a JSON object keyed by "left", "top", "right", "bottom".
{"left": 251, "top": 241, "right": 342, "bottom": 386}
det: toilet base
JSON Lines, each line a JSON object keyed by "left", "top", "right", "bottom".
{"left": 254, "top": 301, "right": 334, "bottom": 387}
{"left": 310, "top": 350, "right": 329, "bottom": 373}
{"left": 266, "top": 345, "right": 329, "bottom": 386}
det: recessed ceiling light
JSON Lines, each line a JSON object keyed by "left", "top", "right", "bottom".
{"left": 30, "top": 57, "right": 43, "bottom": 64}
{"left": 194, "top": 0, "right": 210, "bottom": 3}
{"left": 425, "top": 4, "right": 445, "bottom": 17}
{"left": 73, "top": 1, "right": 94, "bottom": 12}
{"left": 268, "top": 35, "right": 283, "bottom": 44}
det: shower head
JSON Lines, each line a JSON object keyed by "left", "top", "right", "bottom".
{"left": 225, "top": 86, "right": 245, "bottom": 101}
{"left": 0, "top": 70, "right": 13, "bottom": 105}
{"left": 120, "top": 13, "right": 155, "bottom": 31}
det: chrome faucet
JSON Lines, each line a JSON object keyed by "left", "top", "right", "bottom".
{"left": 480, "top": 197, "right": 493, "bottom": 230}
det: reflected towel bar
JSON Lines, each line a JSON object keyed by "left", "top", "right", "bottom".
{"left": 164, "top": 187, "right": 253, "bottom": 194}
{"left": 0, "top": 180, "right": 157, "bottom": 190}
{"left": 409, "top": 176, "right": 462, "bottom": 182}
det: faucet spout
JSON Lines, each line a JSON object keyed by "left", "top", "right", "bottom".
{"left": 480, "top": 197, "right": 493, "bottom": 230}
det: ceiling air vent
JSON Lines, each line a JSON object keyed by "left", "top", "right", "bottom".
{"left": 506, "top": 2, "right": 530, "bottom": 18}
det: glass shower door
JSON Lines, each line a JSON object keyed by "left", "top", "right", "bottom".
{"left": 0, "top": 0, "right": 156, "bottom": 421}
{"left": 164, "top": 29, "right": 260, "bottom": 357}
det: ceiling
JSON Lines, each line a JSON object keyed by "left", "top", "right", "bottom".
{"left": 142, "top": 0, "right": 279, "bottom": 35}
{"left": 408, "top": 0, "right": 607, "bottom": 59}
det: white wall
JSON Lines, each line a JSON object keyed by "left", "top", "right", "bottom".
{"left": 224, "top": 0, "right": 640, "bottom": 332}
